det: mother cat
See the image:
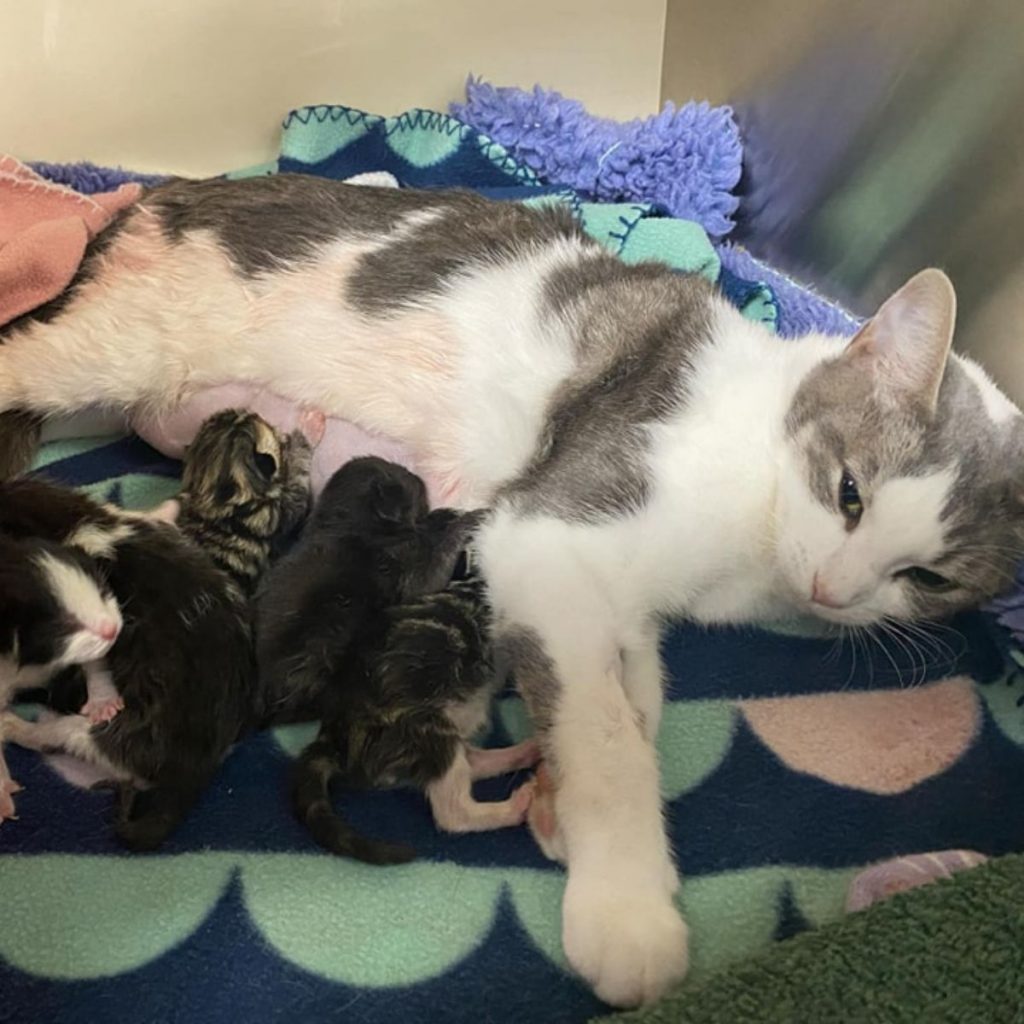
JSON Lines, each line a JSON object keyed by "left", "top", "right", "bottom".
{"left": 1, "top": 175, "right": 1023, "bottom": 1007}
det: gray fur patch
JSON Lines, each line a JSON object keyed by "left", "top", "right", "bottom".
{"left": 346, "top": 198, "right": 586, "bottom": 316}
{"left": 149, "top": 174, "right": 460, "bottom": 277}
{"left": 496, "top": 626, "right": 560, "bottom": 739}
{"left": 787, "top": 348, "right": 1024, "bottom": 615}
{"left": 502, "top": 269, "right": 715, "bottom": 522}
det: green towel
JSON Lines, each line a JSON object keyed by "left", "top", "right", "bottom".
{"left": 600, "top": 854, "right": 1024, "bottom": 1024}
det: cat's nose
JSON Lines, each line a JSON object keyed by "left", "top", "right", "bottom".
{"left": 95, "top": 619, "right": 120, "bottom": 642}
{"left": 811, "top": 574, "right": 845, "bottom": 609}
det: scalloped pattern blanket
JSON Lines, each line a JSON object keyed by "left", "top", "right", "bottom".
{"left": 4, "top": 108, "right": 1024, "bottom": 1024}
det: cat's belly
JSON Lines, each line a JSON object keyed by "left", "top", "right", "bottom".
{"left": 238, "top": 239, "right": 578, "bottom": 507}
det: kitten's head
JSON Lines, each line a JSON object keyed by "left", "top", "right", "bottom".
{"left": 0, "top": 537, "right": 121, "bottom": 676}
{"left": 181, "top": 409, "right": 310, "bottom": 523}
{"left": 774, "top": 269, "right": 1024, "bottom": 626}
{"left": 314, "top": 457, "right": 429, "bottom": 535}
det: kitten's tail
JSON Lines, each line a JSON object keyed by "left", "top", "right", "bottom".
{"left": 292, "top": 739, "right": 415, "bottom": 866}
{"left": 0, "top": 411, "right": 42, "bottom": 480}
{"left": 115, "top": 776, "right": 208, "bottom": 852}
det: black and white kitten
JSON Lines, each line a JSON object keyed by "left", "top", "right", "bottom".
{"left": 0, "top": 534, "right": 122, "bottom": 823}
{"left": 0, "top": 477, "right": 253, "bottom": 849}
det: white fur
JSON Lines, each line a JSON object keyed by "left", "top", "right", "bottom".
{"left": 35, "top": 551, "right": 121, "bottom": 666}
{"left": 958, "top": 354, "right": 1020, "bottom": 425}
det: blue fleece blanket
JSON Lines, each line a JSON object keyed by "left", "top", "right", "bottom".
{"left": 5, "top": 109, "right": 1024, "bottom": 1024}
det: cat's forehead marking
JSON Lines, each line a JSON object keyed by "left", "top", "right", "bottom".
{"left": 957, "top": 356, "right": 1020, "bottom": 425}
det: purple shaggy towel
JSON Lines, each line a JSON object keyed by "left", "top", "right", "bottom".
{"left": 28, "top": 160, "right": 168, "bottom": 195}
{"left": 451, "top": 78, "right": 742, "bottom": 238}
{"left": 718, "top": 243, "right": 862, "bottom": 339}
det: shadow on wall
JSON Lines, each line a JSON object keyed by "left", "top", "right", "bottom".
{"left": 665, "top": 0, "right": 1024, "bottom": 399}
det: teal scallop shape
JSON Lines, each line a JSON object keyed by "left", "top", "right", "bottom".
{"left": 386, "top": 123, "right": 463, "bottom": 169}
{"left": 280, "top": 109, "right": 376, "bottom": 166}
{"left": 978, "top": 666, "right": 1024, "bottom": 747}
{"left": 504, "top": 869, "right": 568, "bottom": 968}
{"left": 659, "top": 700, "right": 738, "bottom": 800}
{"left": 271, "top": 721, "right": 320, "bottom": 758}
{"left": 0, "top": 854, "right": 233, "bottom": 978}
{"left": 242, "top": 856, "right": 503, "bottom": 986}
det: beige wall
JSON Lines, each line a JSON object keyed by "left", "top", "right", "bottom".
{"left": 2, "top": 0, "right": 666, "bottom": 177}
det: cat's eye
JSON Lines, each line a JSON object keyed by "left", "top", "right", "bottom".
{"left": 894, "top": 566, "right": 956, "bottom": 592}
{"left": 254, "top": 452, "right": 278, "bottom": 479}
{"left": 838, "top": 469, "right": 863, "bottom": 527}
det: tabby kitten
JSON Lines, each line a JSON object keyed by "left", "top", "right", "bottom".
{"left": 294, "top": 571, "right": 539, "bottom": 865}
{"left": 172, "top": 409, "right": 315, "bottom": 596}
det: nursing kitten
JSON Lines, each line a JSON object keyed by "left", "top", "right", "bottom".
{"left": 0, "top": 478, "right": 253, "bottom": 849}
{"left": 285, "top": 472, "right": 538, "bottom": 864}
{"left": 0, "top": 535, "right": 122, "bottom": 822}
{"left": 169, "top": 408, "right": 316, "bottom": 596}
{"left": 255, "top": 457, "right": 479, "bottom": 725}
{"left": 1, "top": 176, "right": 1023, "bottom": 1004}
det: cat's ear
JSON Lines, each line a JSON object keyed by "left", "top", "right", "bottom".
{"left": 372, "top": 480, "right": 410, "bottom": 524}
{"left": 843, "top": 268, "right": 956, "bottom": 412}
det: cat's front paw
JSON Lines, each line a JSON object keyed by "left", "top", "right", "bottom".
{"left": 81, "top": 695, "right": 124, "bottom": 725}
{"left": 0, "top": 778, "right": 23, "bottom": 822}
{"left": 563, "top": 876, "right": 689, "bottom": 1008}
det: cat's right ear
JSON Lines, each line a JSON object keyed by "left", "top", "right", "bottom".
{"left": 843, "top": 268, "right": 957, "bottom": 413}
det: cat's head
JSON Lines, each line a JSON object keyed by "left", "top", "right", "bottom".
{"left": 314, "top": 456, "right": 429, "bottom": 535}
{"left": 774, "top": 269, "right": 1024, "bottom": 626}
{"left": 181, "top": 409, "right": 310, "bottom": 522}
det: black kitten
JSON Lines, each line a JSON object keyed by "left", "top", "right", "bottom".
{"left": 0, "top": 477, "right": 253, "bottom": 850}
{"left": 255, "top": 457, "right": 474, "bottom": 725}
{"left": 255, "top": 457, "right": 538, "bottom": 865}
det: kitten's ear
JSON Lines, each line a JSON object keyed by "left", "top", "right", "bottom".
{"left": 372, "top": 480, "right": 410, "bottom": 524}
{"left": 844, "top": 268, "right": 956, "bottom": 412}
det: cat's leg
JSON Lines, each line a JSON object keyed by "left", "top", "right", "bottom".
{"left": 1, "top": 712, "right": 127, "bottom": 779}
{"left": 426, "top": 747, "right": 536, "bottom": 832}
{"left": 466, "top": 739, "right": 541, "bottom": 780}
{"left": 621, "top": 633, "right": 666, "bottom": 745}
{"left": 480, "top": 521, "right": 687, "bottom": 1008}
{"left": 79, "top": 661, "right": 125, "bottom": 725}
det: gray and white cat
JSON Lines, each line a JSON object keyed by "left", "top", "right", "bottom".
{"left": 0, "top": 175, "right": 1022, "bottom": 1007}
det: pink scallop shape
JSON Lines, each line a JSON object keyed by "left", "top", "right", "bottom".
{"left": 738, "top": 676, "right": 980, "bottom": 794}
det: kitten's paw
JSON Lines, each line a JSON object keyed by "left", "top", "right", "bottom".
{"left": 563, "top": 879, "right": 689, "bottom": 1008}
{"left": 0, "top": 778, "right": 23, "bottom": 822}
{"left": 507, "top": 778, "right": 537, "bottom": 825}
{"left": 298, "top": 409, "right": 326, "bottom": 447}
{"left": 81, "top": 695, "right": 124, "bottom": 725}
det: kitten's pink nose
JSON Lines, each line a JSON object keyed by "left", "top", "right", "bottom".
{"left": 95, "top": 620, "right": 120, "bottom": 642}
{"left": 811, "top": 574, "right": 844, "bottom": 609}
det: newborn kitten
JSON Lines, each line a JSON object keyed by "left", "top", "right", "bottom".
{"left": 293, "top": 569, "right": 539, "bottom": 864}
{"left": 168, "top": 408, "right": 316, "bottom": 596}
{"left": 0, "top": 477, "right": 254, "bottom": 849}
{"left": 0, "top": 534, "right": 122, "bottom": 822}
{"left": 255, "top": 457, "right": 475, "bottom": 725}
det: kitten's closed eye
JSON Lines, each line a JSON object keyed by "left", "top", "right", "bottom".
{"left": 893, "top": 566, "right": 956, "bottom": 591}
